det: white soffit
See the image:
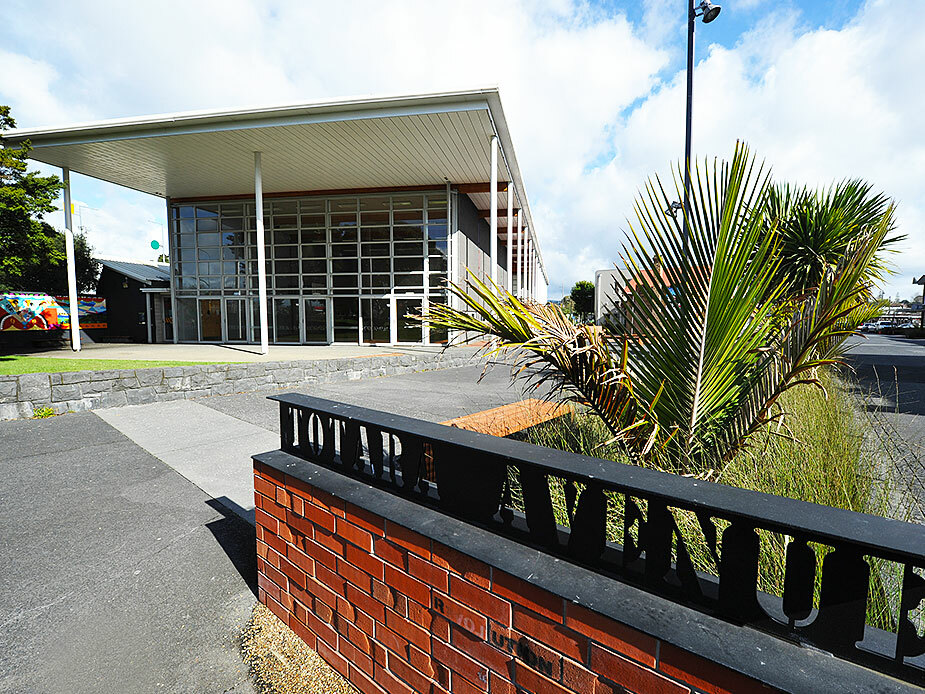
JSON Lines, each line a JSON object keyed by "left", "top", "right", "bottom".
{"left": 2, "top": 87, "right": 546, "bottom": 281}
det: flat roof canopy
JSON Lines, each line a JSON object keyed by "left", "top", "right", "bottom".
{"left": 2, "top": 87, "right": 545, "bottom": 280}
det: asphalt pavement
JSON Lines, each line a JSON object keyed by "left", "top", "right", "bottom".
{"left": 0, "top": 361, "right": 533, "bottom": 692}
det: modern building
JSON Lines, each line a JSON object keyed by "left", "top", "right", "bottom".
{"left": 2, "top": 88, "right": 548, "bottom": 351}
{"left": 96, "top": 258, "right": 171, "bottom": 343}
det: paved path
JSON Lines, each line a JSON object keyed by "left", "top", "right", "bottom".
{"left": 0, "top": 413, "right": 256, "bottom": 694}
{"left": 0, "top": 360, "right": 534, "bottom": 691}
{"left": 96, "top": 362, "right": 534, "bottom": 526}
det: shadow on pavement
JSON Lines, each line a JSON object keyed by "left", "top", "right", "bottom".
{"left": 205, "top": 498, "right": 258, "bottom": 597}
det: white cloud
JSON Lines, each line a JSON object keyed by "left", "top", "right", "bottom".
{"left": 1, "top": 0, "right": 923, "bottom": 300}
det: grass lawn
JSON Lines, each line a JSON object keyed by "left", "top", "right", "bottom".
{"left": 0, "top": 355, "right": 231, "bottom": 375}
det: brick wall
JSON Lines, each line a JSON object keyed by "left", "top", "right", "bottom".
{"left": 254, "top": 460, "right": 777, "bottom": 694}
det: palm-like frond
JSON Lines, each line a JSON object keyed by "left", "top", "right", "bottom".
{"left": 421, "top": 273, "right": 660, "bottom": 458}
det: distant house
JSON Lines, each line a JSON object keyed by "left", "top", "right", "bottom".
{"left": 96, "top": 258, "right": 171, "bottom": 343}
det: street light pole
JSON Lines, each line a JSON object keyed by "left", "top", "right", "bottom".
{"left": 681, "top": 0, "right": 720, "bottom": 331}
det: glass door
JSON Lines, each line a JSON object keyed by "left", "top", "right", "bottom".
{"left": 304, "top": 298, "right": 329, "bottom": 343}
{"left": 333, "top": 297, "right": 359, "bottom": 343}
{"left": 163, "top": 297, "right": 173, "bottom": 341}
{"left": 395, "top": 297, "right": 422, "bottom": 343}
{"left": 198, "top": 298, "right": 222, "bottom": 341}
{"left": 224, "top": 298, "right": 247, "bottom": 342}
{"left": 361, "top": 297, "right": 391, "bottom": 344}
{"left": 273, "top": 297, "right": 301, "bottom": 343}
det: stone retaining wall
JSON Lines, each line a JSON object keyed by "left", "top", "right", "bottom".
{"left": 0, "top": 350, "right": 476, "bottom": 421}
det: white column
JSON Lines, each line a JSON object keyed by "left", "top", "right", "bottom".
{"left": 255, "top": 152, "right": 270, "bottom": 354}
{"left": 489, "top": 135, "right": 498, "bottom": 286}
{"left": 517, "top": 213, "right": 523, "bottom": 298}
{"left": 505, "top": 184, "right": 513, "bottom": 294}
{"left": 145, "top": 293, "right": 152, "bottom": 343}
{"left": 62, "top": 167, "right": 80, "bottom": 352}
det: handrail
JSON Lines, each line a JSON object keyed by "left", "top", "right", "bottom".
{"left": 269, "top": 392, "right": 925, "bottom": 685}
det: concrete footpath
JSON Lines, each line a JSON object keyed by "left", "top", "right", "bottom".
{"left": 94, "top": 362, "right": 532, "bottom": 526}
{"left": 0, "top": 361, "right": 532, "bottom": 692}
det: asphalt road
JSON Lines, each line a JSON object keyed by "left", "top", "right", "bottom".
{"left": 844, "top": 334, "right": 925, "bottom": 514}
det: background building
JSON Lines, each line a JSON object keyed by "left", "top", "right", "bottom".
{"left": 2, "top": 88, "right": 548, "bottom": 349}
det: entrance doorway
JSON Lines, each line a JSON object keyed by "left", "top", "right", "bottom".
{"left": 199, "top": 299, "right": 222, "bottom": 341}
{"left": 225, "top": 298, "right": 247, "bottom": 342}
{"left": 304, "top": 298, "right": 329, "bottom": 343}
{"left": 273, "top": 297, "right": 301, "bottom": 343}
{"left": 361, "top": 297, "right": 390, "bottom": 343}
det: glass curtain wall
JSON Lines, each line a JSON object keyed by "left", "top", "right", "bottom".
{"left": 170, "top": 192, "right": 448, "bottom": 344}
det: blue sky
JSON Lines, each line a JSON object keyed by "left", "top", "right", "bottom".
{"left": 2, "top": 0, "right": 922, "bottom": 301}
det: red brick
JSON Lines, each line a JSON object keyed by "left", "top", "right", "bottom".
{"left": 450, "top": 575, "right": 511, "bottom": 626}
{"left": 264, "top": 593, "right": 290, "bottom": 626}
{"left": 337, "top": 516, "right": 375, "bottom": 552}
{"left": 657, "top": 644, "right": 775, "bottom": 694}
{"left": 407, "top": 600, "right": 434, "bottom": 632}
{"left": 338, "top": 556, "right": 373, "bottom": 593}
{"left": 346, "top": 582, "right": 387, "bottom": 623}
{"left": 385, "top": 607, "right": 432, "bottom": 652}
{"left": 489, "top": 672, "right": 516, "bottom": 694}
{"left": 492, "top": 569, "right": 563, "bottom": 623}
{"left": 263, "top": 559, "right": 289, "bottom": 592}
{"left": 432, "top": 592, "right": 487, "bottom": 640}
{"left": 287, "top": 544, "right": 315, "bottom": 577}
{"left": 345, "top": 501, "right": 386, "bottom": 536}
{"left": 408, "top": 553, "right": 449, "bottom": 592}
{"left": 289, "top": 615, "right": 316, "bottom": 649}
{"left": 254, "top": 474, "right": 276, "bottom": 499}
{"left": 592, "top": 644, "right": 688, "bottom": 694}
{"left": 314, "top": 562, "right": 347, "bottom": 597}
{"left": 262, "top": 496, "right": 289, "bottom": 522}
{"left": 377, "top": 622, "right": 410, "bottom": 657}
{"left": 561, "top": 657, "right": 596, "bottom": 693}
{"left": 431, "top": 613, "right": 451, "bottom": 642}
{"left": 387, "top": 521, "right": 432, "bottom": 559}
{"left": 375, "top": 663, "right": 416, "bottom": 694}
{"left": 565, "top": 603, "right": 657, "bottom": 667}
{"left": 303, "top": 501, "right": 336, "bottom": 533}
{"left": 262, "top": 527, "right": 287, "bottom": 556}
{"left": 284, "top": 472, "right": 315, "bottom": 501}
{"left": 387, "top": 650, "right": 440, "bottom": 694}
{"left": 317, "top": 637, "right": 349, "bottom": 677}
{"left": 256, "top": 539, "right": 269, "bottom": 560}
{"left": 295, "top": 574, "right": 338, "bottom": 611}
{"left": 276, "top": 485, "right": 291, "bottom": 507}
{"left": 408, "top": 643, "right": 439, "bottom": 681}
{"left": 432, "top": 638, "right": 489, "bottom": 691}
{"left": 308, "top": 610, "right": 339, "bottom": 648}
{"left": 314, "top": 526, "right": 347, "bottom": 556}
{"left": 512, "top": 661, "right": 572, "bottom": 694}
{"left": 255, "top": 508, "right": 278, "bottom": 534}
{"left": 286, "top": 509, "right": 314, "bottom": 539}
{"left": 257, "top": 572, "right": 281, "bottom": 602}
{"left": 312, "top": 487, "right": 346, "bottom": 518}
{"left": 290, "top": 493, "right": 304, "bottom": 516}
{"left": 303, "top": 537, "right": 338, "bottom": 570}
{"left": 346, "top": 542, "right": 386, "bottom": 580}
{"left": 277, "top": 521, "right": 296, "bottom": 546}
{"left": 513, "top": 605, "right": 587, "bottom": 662}
{"left": 254, "top": 459, "right": 277, "bottom": 480}
{"left": 278, "top": 553, "right": 306, "bottom": 589}
{"left": 336, "top": 595, "right": 356, "bottom": 623}
{"left": 340, "top": 634, "right": 374, "bottom": 675}
{"left": 349, "top": 663, "right": 388, "bottom": 694}
{"left": 385, "top": 564, "right": 432, "bottom": 606}
{"left": 433, "top": 541, "right": 491, "bottom": 588}
{"left": 353, "top": 608, "right": 375, "bottom": 639}
{"left": 486, "top": 625, "right": 560, "bottom": 681}
{"left": 453, "top": 625, "right": 514, "bottom": 677}
{"left": 313, "top": 596, "right": 335, "bottom": 624}
{"left": 375, "top": 537, "right": 408, "bottom": 569}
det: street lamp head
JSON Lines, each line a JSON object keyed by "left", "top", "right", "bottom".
{"left": 698, "top": 1, "right": 721, "bottom": 23}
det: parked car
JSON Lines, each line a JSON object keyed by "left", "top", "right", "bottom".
{"left": 898, "top": 322, "right": 915, "bottom": 329}
{"left": 860, "top": 321, "right": 878, "bottom": 333}
{"left": 874, "top": 320, "right": 894, "bottom": 333}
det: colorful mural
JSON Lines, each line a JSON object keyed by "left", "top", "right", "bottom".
{"left": 0, "top": 293, "right": 61, "bottom": 331}
{"left": 54, "top": 296, "right": 107, "bottom": 330}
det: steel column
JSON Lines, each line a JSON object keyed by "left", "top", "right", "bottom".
{"left": 489, "top": 135, "right": 498, "bottom": 286}
{"left": 62, "top": 167, "right": 80, "bottom": 352}
{"left": 255, "top": 152, "right": 270, "bottom": 354}
{"left": 506, "top": 182, "right": 513, "bottom": 294}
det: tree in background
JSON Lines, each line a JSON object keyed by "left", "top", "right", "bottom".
{"left": 0, "top": 106, "right": 98, "bottom": 294}
{"left": 558, "top": 295, "right": 575, "bottom": 317}
{"left": 570, "top": 280, "right": 595, "bottom": 322}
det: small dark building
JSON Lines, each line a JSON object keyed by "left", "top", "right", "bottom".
{"left": 96, "top": 259, "right": 171, "bottom": 342}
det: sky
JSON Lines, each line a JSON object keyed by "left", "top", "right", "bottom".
{"left": 1, "top": 0, "right": 923, "bottom": 301}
